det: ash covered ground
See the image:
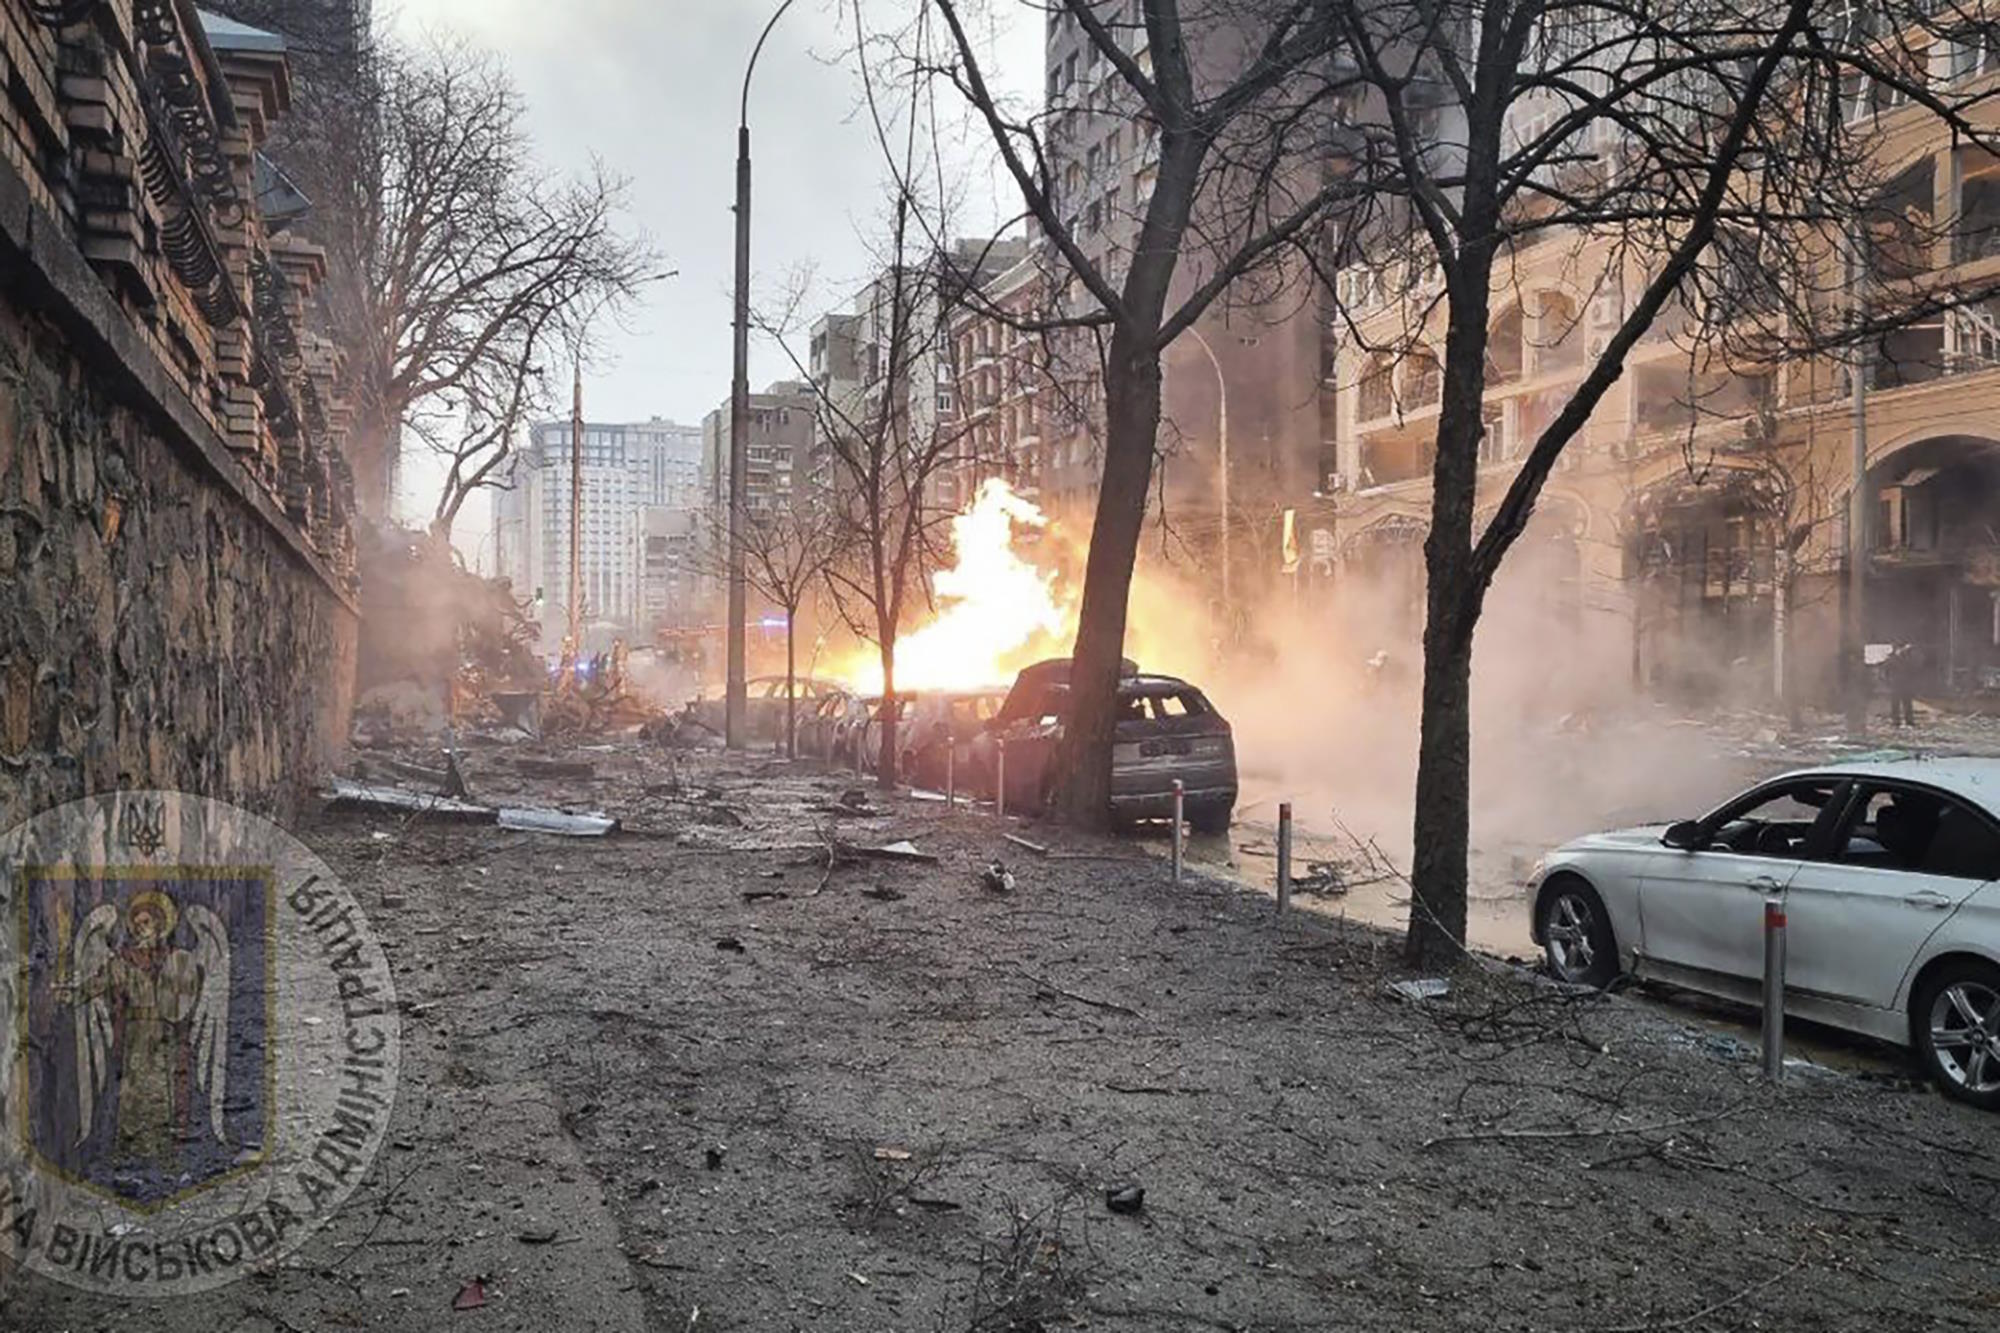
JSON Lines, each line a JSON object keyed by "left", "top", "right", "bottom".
{"left": 5, "top": 739, "right": 1998, "bottom": 1332}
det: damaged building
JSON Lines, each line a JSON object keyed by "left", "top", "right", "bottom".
{"left": 0, "top": 1, "right": 355, "bottom": 826}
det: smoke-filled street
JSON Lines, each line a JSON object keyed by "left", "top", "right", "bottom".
{"left": 6, "top": 741, "right": 1998, "bottom": 1332}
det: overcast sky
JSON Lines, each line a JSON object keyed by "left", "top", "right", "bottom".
{"left": 384, "top": 0, "right": 1039, "bottom": 556}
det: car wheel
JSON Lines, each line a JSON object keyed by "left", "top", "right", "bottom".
{"left": 1536, "top": 876, "right": 1618, "bottom": 989}
{"left": 1188, "top": 799, "right": 1232, "bottom": 836}
{"left": 1913, "top": 959, "right": 2000, "bottom": 1110}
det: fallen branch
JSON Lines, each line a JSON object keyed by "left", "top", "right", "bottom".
{"left": 1599, "top": 1248, "right": 1813, "bottom": 1333}
{"left": 1014, "top": 967, "right": 1144, "bottom": 1020}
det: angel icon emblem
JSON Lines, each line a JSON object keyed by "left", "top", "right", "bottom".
{"left": 22, "top": 873, "right": 270, "bottom": 1206}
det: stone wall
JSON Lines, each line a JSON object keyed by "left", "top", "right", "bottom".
{"left": 0, "top": 1, "right": 358, "bottom": 829}
{"left": 0, "top": 279, "right": 356, "bottom": 830}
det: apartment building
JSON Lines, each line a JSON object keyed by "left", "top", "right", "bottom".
{"left": 493, "top": 417, "right": 702, "bottom": 646}
{"left": 1323, "top": 14, "right": 2000, "bottom": 708}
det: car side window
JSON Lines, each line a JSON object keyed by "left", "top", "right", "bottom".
{"left": 1708, "top": 779, "right": 1842, "bottom": 857}
{"left": 1837, "top": 786, "right": 2000, "bottom": 880}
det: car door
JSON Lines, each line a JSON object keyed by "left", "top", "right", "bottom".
{"left": 1783, "top": 782, "right": 2000, "bottom": 1010}
{"left": 1639, "top": 776, "right": 1848, "bottom": 982}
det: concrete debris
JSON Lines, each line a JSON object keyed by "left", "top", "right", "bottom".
{"left": 1385, "top": 978, "right": 1452, "bottom": 1003}
{"left": 1105, "top": 1183, "right": 1146, "bottom": 1215}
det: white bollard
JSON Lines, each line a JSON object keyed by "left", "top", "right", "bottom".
{"left": 1762, "top": 890, "right": 1786, "bottom": 1081}
{"left": 995, "top": 740, "right": 1007, "bottom": 820}
{"left": 1277, "top": 801, "right": 1293, "bottom": 912}
{"left": 1171, "top": 779, "right": 1185, "bottom": 883}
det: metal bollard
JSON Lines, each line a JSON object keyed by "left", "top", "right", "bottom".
{"left": 1277, "top": 801, "right": 1293, "bottom": 912}
{"left": 1762, "top": 889, "right": 1787, "bottom": 1082}
{"left": 1171, "top": 779, "right": 1185, "bottom": 883}
{"left": 946, "top": 744, "right": 956, "bottom": 810}
{"left": 995, "top": 740, "right": 1007, "bottom": 820}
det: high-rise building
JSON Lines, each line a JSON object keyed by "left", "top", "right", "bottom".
{"left": 493, "top": 417, "right": 701, "bottom": 647}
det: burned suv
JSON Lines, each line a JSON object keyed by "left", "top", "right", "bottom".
{"left": 976, "top": 658, "right": 1237, "bottom": 833}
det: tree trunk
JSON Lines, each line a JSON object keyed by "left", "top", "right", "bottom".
{"left": 1055, "top": 330, "right": 1162, "bottom": 830}
{"left": 785, "top": 617, "right": 797, "bottom": 759}
{"left": 1405, "top": 256, "right": 1494, "bottom": 968}
{"left": 875, "top": 645, "right": 898, "bottom": 790}
{"left": 1407, "top": 606, "right": 1474, "bottom": 969}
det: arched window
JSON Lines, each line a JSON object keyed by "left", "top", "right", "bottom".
{"left": 1404, "top": 349, "right": 1442, "bottom": 408}
{"left": 1358, "top": 354, "right": 1395, "bottom": 420}
{"left": 1534, "top": 292, "right": 1583, "bottom": 371}
{"left": 1487, "top": 305, "right": 1524, "bottom": 384}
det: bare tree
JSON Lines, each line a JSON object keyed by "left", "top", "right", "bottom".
{"left": 811, "top": 199, "right": 989, "bottom": 789}
{"left": 695, "top": 504, "right": 844, "bottom": 758}
{"left": 925, "top": 0, "right": 1355, "bottom": 828}
{"left": 1311, "top": 0, "right": 2000, "bottom": 963}
{"left": 342, "top": 38, "right": 657, "bottom": 542}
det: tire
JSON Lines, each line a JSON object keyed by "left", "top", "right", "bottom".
{"left": 1912, "top": 958, "right": 2000, "bottom": 1111}
{"left": 1535, "top": 876, "right": 1618, "bottom": 989}
{"left": 1188, "top": 799, "right": 1232, "bottom": 836}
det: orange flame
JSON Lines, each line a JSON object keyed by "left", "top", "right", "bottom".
{"left": 834, "top": 479, "right": 1074, "bottom": 694}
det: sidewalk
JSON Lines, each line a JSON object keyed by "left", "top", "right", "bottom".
{"left": 6, "top": 741, "right": 1997, "bottom": 1331}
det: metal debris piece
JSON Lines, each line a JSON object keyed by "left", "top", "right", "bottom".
{"left": 322, "top": 780, "right": 491, "bottom": 822}
{"left": 868, "top": 840, "right": 939, "bottom": 863}
{"left": 1385, "top": 978, "right": 1451, "bottom": 1003}
{"left": 495, "top": 808, "right": 619, "bottom": 837}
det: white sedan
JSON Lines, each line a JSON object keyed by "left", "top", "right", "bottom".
{"left": 1528, "top": 757, "right": 2000, "bottom": 1109}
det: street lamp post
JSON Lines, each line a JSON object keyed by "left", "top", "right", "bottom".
{"left": 1185, "top": 326, "right": 1231, "bottom": 619}
{"left": 728, "top": 0, "right": 800, "bottom": 750}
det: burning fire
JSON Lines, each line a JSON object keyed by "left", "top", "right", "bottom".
{"left": 833, "top": 478, "right": 1074, "bottom": 694}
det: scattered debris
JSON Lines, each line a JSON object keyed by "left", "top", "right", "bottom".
{"left": 452, "top": 1278, "right": 489, "bottom": 1311}
{"left": 704, "top": 1147, "right": 726, "bottom": 1171}
{"left": 323, "top": 780, "right": 490, "bottom": 822}
{"left": 1293, "top": 860, "right": 1351, "bottom": 896}
{"left": 860, "top": 884, "right": 906, "bottom": 902}
{"left": 1003, "top": 833, "right": 1050, "bottom": 856}
{"left": 980, "top": 860, "right": 1016, "bottom": 892}
{"left": 1105, "top": 1184, "right": 1146, "bottom": 1215}
{"left": 1386, "top": 978, "right": 1452, "bottom": 1003}
{"left": 513, "top": 757, "right": 597, "bottom": 779}
{"left": 495, "top": 808, "right": 619, "bottom": 837}
{"left": 869, "top": 839, "right": 939, "bottom": 863}
{"left": 714, "top": 936, "right": 746, "bottom": 954}
{"left": 742, "top": 888, "right": 790, "bottom": 903}
{"left": 873, "top": 1146, "right": 913, "bottom": 1162}
{"left": 516, "top": 1226, "right": 560, "bottom": 1245}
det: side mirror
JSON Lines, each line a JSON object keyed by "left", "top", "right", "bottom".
{"left": 1662, "top": 820, "right": 1706, "bottom": 851}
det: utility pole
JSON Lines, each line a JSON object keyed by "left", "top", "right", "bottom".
{"left": 728, "top": 0, "right": 799, "bottom": 749}
{"left": 1845, "top": 237, "right": 1870, "bottom": 739}
{"left": 566, "top": 364, "right": 584, "bottom": 687}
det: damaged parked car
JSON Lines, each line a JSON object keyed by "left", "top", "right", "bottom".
{"left": 970, "top": 658, "right": 1237, "bottom": 832}
{"left": 1528, "top": 758, "right": 2000, "bottom": 1109}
